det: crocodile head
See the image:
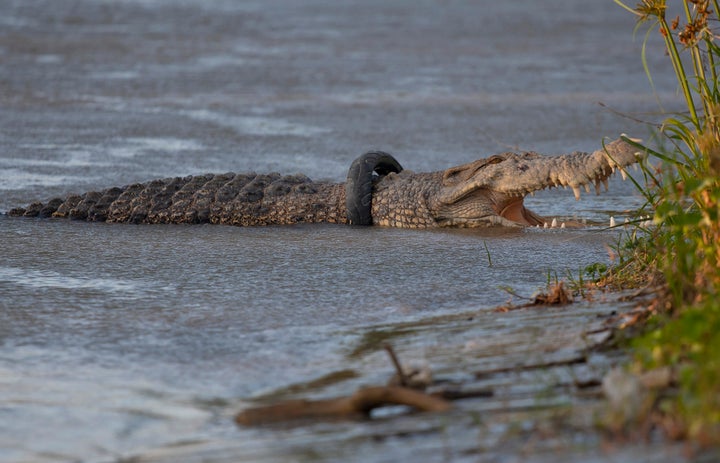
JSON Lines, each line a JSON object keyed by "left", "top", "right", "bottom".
{"left": 428, "top": 138, "right": 644, "bottom": 227}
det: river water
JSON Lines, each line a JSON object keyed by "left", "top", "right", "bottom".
{"left": 0, "top": 1, "right": 688, "bottom": 462}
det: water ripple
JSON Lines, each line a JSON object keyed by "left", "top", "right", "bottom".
{"left": 0, "top": 265, "right": 144, "bottom": 293}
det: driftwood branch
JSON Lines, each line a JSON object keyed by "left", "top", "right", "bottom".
{"left": 384, "top": 343, "right": 408, "bottom": 387}
{"left": 235, "top": 386, "right": 451, "bottom": 426}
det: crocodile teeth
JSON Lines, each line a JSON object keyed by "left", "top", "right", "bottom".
{"left": 572, "top": 186, "right": 581, "bottom": 201}
{"left": 620, "top": 169, "right": 628, "bottom": 181}
{"left": 602, "top": 178, "right": 609, "bottom": 191}
{"left": 584, "top": 184, "right": 591, "bottom": 194}
{"left": 594, "top": 180, "right": 601, "bottom": 195}
{"left": 551, "top": 218, "right": 558, "bottom": 228}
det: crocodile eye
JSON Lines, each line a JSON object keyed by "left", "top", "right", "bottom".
{"left": 442, "top": 155, "right": 507, "bottom": 185}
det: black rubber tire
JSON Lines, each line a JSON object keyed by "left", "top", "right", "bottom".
{"left": 345, "top": 151, "right": 403, "bottom": 225}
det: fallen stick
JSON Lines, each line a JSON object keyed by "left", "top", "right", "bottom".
{"left": 432, "top": 387, "right": 494, "bottom": 400}
{"left": 474, "top": 354, "right": 586, "bottom": 378}
{"left": 384, "top": 343, "right": 409, "bottom": 387}
{"left": 235, "top": 385, "right": 452, "bottom": 426}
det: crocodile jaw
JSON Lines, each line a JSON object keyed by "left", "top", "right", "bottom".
{"left": 430, "top": 138, "right": 644, "bottom": 227}
{"left": 433, "top": 189, "right": 545, "bottom": 228}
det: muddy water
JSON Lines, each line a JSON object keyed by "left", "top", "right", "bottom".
{"left": 0, "top": 1, "right": 688, "bottom": 462}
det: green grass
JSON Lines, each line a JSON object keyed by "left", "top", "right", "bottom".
{"left": 611, "top": 0, "right": 720, "bottom": 444}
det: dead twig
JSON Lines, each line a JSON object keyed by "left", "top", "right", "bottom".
{"left": 532, "top": 282, "right": 572, "bottom": 305}
{"left": 235, "top": 386, "right": 452, "bottom": 426}
{"left": 617, "top": 284, "right": 664, "bottom": 302}
{"left": 384, "top": 343, "right": 408, "bottom": 387}
{"left": 432, "top": 387, "right": 494, "bottom": 400}
{"left": 474, "top": 354, "right": 586, "bottom": 378}
{"left": 494, "top": 282, "right": 573, "bottom": 312}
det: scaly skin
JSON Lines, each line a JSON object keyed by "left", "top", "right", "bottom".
{"left": 7, "top": 138, "right": 643, "bottom": 228}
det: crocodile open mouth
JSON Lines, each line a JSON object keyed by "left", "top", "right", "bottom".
{"left": 498, "top": 197, "right": 545, "bottom": 227}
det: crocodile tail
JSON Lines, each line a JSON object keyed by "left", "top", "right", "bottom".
{"left": 7, "top": 186, "right": 127, "bottom": 221}
{"left": 7, "top": 172, "right": 341, "bottom": 225}
{"left": 345, "top": 151, "right": 403, "bottom": 226}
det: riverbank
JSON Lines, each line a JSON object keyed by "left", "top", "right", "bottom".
{"left": 124, "top": 287, "right": 718, "bottom": 462}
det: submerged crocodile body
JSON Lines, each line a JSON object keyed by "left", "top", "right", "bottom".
{"left": 7, "top": 139, "right": 643, "bottom": 228}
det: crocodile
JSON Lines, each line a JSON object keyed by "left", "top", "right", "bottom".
{"left": 6, "top": 138, "right": 643, "bottom": 228}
